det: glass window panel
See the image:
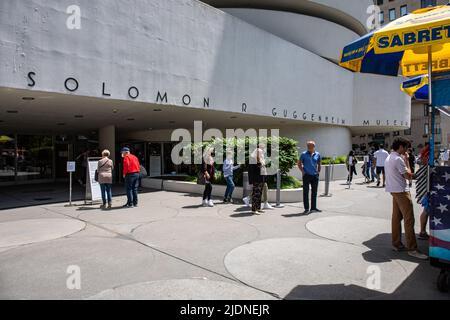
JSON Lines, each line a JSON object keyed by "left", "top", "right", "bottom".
{"left": 16, "top": 135, "right": 53, "bottom": 182}
{"left": 0, "top": 133, "right": 16, "bottom": 182}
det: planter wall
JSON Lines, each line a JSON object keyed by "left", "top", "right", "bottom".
{"left": 288, "top": 163, "right": 360, "bottom": 181}
{"left": 141, "top": 178, "right": 303, "bottom": 203}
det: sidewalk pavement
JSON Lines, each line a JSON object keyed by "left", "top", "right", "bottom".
{"left": 0, "top": 178, "right": 448, "bottom": 300}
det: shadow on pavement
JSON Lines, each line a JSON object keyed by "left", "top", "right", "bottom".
{"left": 182, "top": 204, "right": 205, "bottom": 209}
{"left": 285, "top": 283, "right": 380, "bottom": 300}
{"left": 282, "top": 213, "right": 306, "bottom": 218}
{"left": 283, "top": 232, "right": 447, "bottom": 300}
{"left": 230, "top": 212, "right": 255, "bottom": 218}
{"left": 0, "top": 182, "right": 159, "bottom": 210}
{"left": 76, "top": 206, "right": 128, "bottom": 212}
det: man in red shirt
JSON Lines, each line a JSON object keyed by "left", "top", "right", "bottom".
{"left": 121, "top": 147, "right": 141, "bottom": 207}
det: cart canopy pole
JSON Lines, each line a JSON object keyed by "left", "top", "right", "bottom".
{"left": 428, "top": 45, "right": 435, "bottom": 167}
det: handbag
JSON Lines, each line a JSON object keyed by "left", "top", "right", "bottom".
{"left": 197, "top": 171, "right": 206, "bottom": 185}
{"left": 95, "top": 160, "right": 108, "bottom": 182}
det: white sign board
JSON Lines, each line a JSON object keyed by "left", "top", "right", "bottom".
{"left": 67, "top": 161, "right": 76, "bottom": 172}
{"left": 85, "top": 158, "right": 102, "bottom": 202}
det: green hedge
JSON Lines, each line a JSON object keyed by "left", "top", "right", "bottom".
{"left": 321, "top": 155, "right": 347, "bottom": 165}
{"left": 190, "top": 136, "right": 299, "bottom": 177}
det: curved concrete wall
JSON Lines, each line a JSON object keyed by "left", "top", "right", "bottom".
{"left": 0, "top": 0, "right": 410, "bottom": 157}
{"left": 222, "top": 8, "right": 360, "bottom": 62}
{"left": 0, "top": 0, "right": 355, "bottom": 125}
{"left": 202, "top": 0, "right": 373, "bottom": 35}
{"left": 352, "top": 74, "right": 411, "bottom": 133}
{"left": 311, "top": 0, "right": 372, "bottom": 31}
{"left": 281, "top": 124, "right": 353, "bottom": 158}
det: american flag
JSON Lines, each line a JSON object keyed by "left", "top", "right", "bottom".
{"left": 429, "top": 166, "right": 450, "bottom": 263}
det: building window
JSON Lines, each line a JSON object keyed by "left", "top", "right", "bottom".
{"left": 393, "top": 131, "right": 400, "bottom": 137}
{"left": 435, "top": 123, "right": 442, "bottom": 135}
{"left": 424, "top": 123, "right": 429, "bottom": 135}
{"left": 404, "top": 128, "right": 412, "bottom": 135}
{"left": 389, "top": 8, "right": 396, "bottom": 21}
{"left": 424, "top": 105, "right": 429, "bottom": 116}
{"left": 400, "top": 5, "right": 408, "bottom": 16}
{"left": 421, "top": 0, "right": 437, "bottom": 8}
{"left": 377, "top": 0, "right": 384, "bottom": 5}
{"left": 379, "top": 11, "right": 385, "bottom": 25}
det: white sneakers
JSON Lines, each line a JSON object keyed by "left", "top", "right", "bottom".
{"left": 202, "top": 199, "right": 214, "bottom": 207}
{"left": 263, "top": 202, "right": 274, "bottom": 210}
{"left": 243, "top": 196, "right": 250, "bottom": 207}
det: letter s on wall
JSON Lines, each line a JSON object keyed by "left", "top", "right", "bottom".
{"left": 27, "top": 72, "right": 36, "bottom": 87}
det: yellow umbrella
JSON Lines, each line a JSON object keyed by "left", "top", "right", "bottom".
{"left": 373, "top": 5, "right": 450, "bottom": 81}
{"left": 340, "top": 4, "right": 450, "bottom": 164}
{"left": 340, "top": 5, "right": 450, "bottom": 77}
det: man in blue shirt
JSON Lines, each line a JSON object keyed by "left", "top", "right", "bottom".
{"left": 298, "top": 141, "right": 322, "bottom": 214}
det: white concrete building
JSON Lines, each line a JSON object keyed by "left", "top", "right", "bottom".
{"left": 0, "top": 0, "right": 411, "bottom": 185}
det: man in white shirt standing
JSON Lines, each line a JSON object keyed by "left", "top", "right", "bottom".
{"left": 385, "top": 138, "right": 428, "bottom": 260}
{"left": 374, "top": 144, "right": 389, "bottom": 187}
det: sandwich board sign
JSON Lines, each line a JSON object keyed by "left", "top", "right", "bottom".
{"left": 85, "top": 157, "right": 102, "bottom": 203}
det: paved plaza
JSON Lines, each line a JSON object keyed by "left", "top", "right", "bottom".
{"left": 0, "top": 178, "right": 449, "bottom": 300}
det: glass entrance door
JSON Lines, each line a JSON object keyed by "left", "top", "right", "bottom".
{"left": 148, "top": 143, "right": 162, "bottom": 177}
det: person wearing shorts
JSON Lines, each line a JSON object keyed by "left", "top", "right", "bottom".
{"left": 374, "top": 145, "right": 389, "bottom": 187}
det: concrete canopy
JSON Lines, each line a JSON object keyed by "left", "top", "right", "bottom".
{"left": 0, "top": 87, "right": 297, "bottom": 135}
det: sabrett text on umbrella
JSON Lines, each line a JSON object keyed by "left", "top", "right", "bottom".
{"left": 377, "top": 24, "right": 450, "bottom": 49}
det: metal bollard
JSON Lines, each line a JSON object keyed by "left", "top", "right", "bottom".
{"left": 243, "top": 171, "right": 250, "bottom": 199}
{"left": 321, "top": 165, "right": 333, "bottom": 197}
{"left": 275, "top": 169, "right": 284, "bottom": 208}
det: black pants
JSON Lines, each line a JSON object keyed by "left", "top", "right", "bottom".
{"left": 203, "top": 183, "right": 212, "bottom": 201}
{"left": 348, "top": 165, "right": 357, "bottom": 182}
{"left": 303, "top": 174, "right": 319, "bottom": 211}
{"left": 251, "top": 182, "right": 264, "bottom": 212}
